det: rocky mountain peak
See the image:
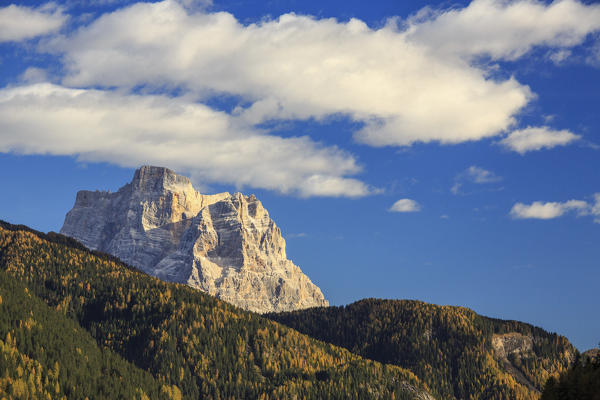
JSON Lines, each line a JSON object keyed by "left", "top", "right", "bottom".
{"left": 132, "top": 165, "right": 192, "bottom": 192}
{"left": 60, "top": 167, "right": 328, "bottom": 313}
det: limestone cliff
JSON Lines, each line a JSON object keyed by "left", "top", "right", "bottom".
{"left": 491, "top": 332, "right": 575, "bottom": 394}
{"left": 60, "top": 166, "right": 328, "bottom": 313}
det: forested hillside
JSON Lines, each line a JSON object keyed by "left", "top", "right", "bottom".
{"left": 268, "top": 298, "right": 576, "bottom": 400}
{"left": 541, "top": 354, "right": 600, "bottom": 400}
{"left": 0, "top": 268, "right": 169, "bottom": 399}
{"left": 0, "top": 221, "right": 432, "bottom": 400}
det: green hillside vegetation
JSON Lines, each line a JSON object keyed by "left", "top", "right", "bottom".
{"left": 267, "top": 298, "right": 576, "bottom": 400}
{"left": 0, "top": 221, "right": 430, "bottom": 400}
{"left": 0, "top": 268, "right": 169, "bottom": 400}
{"left": 541, "top": 354, "right": 600, "bottom": 400}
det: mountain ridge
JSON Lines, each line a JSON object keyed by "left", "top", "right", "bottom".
{"left": 267, "top": 298, "right": 577, "bottom": 400}
{"left": 0, "top": 219, "right": 581, "bottom": 399}
{"left": 60, "top": 165, "right": 327, "bottom": 313}
{"left": 0, "top": 220, "right": 433, "bottom": 399}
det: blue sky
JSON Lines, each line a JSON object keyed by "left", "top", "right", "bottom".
{"left": 0, "top": 0, "right": 599, "bottom": 351}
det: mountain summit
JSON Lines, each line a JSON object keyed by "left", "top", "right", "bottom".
{"left": 60, "top": 166, "right": 328, "bottom": 312}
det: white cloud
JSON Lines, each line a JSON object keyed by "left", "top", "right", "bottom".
{"left": 466, "top": 165, "right": 502, "bottom": 183}
{"left": 510, "top": 197, "right": 599, "bottom": 221}
{"left": 500, "top": 126, "right": 581, "bottom": 154}
{"left": 2, "top": 0, "right": 598, "bottom": 199}
{"left": 450, "top": 183, "right": 461, "bottom": 195}
{"left": 0, "top": 4, "right": 66, "bottom": 42}
{"left": 452, "top": 165, "right": 502, "bottom": 194}
{"left": 45, "top": 0, "right": 534, "bottom": 147}
{"left": 19, "top": 67, "right": 48, "bottom": 83}
{"left": 592, "top": 194, "right": 600, "bottom": 223}
{"left": 177, "top": 0, "right": 213, "bottom": 10}
{"left": 586, "top": 40, "right": 600, "bottom": 67}
{"left": 23, "top": 0, "right": 598, "bottom": 153}
{"left": 0, "top": 83, "right": 371, "bottom": 198}
{"left": 548, "top": 49, "right": 571, "bottom": 65}
{"left": 389, "top": 198, "right": 421, "bottom": 212}
{"left": 4, "top": 0, "right": 599, "bottom": 152}
{"left": 406, "top": 0, "right": 600, "bottom": 61}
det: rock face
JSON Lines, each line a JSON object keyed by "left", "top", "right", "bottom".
{"left": 60, "top": 166, "right": 328, "bottom": 313}
{"left": 491, "top": 332, "right": 534, "bottom": 360}
{"left": 491, "top": 333, "right": 539, "bottom": 393}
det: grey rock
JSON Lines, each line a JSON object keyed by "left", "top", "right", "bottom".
{"left": 61, "top": 166, "right": 328, "bottom": 313}
{"left": 491, "top": 332, "right": 540, "bottom": 393}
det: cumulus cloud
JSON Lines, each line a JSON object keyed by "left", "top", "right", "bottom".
{"left": 45, "top": 0, "right": 600, "bottom": 148}
{"left": 406, "top": 0, "right": 600, "bottom": 61}
{"left": 500, "top": 126, "right": 581, "bottom": 154}
{"left": 510, "top": 195, "right": 600, "bottom": 221}
{"left": 44, "top": 0, "right": 534, "bottom": 147}
{"left": 2, "top": 0, "right": 599, "bottom": 198}
{"left": 0, "top": 83, "right": 371, "bottom": 198}
{"left": 0, "top": 4, "right": 66, "bottom": 42}
{"left": 4, "top": 0, "right": 590, "bottom": 159}
{"left": 452, "top": 166, "right": 502, "bottom": 194}
{"left": 389, "top": 199, "right": 421, "bottom": 212}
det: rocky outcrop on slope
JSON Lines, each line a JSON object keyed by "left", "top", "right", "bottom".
{"left": 60, "top": 166, "right": 328, "bottom": 313}
{"left": 492, "top": 332, "right": 539, "bottom": 393}
{"left": 492, "top": 332, "right": 534, "bottom": 359}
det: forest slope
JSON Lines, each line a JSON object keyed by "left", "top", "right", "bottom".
{"left": 268, "top": 298, "right": 576, "bottom": 400}
{"left": 0, "top": 268, "right": 173, "bottom": 399}
{"left": 541, "top": 355, "right": 600, "bottom": 400}
{"left": 0, "top": 221, "right": 432, "bottom": 400}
